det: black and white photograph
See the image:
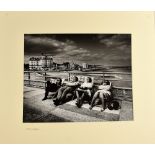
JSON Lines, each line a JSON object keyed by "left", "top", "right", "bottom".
{"left": 23, "top": 34, "right": 133, "bottom": 122}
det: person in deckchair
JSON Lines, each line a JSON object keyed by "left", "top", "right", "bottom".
{"left": 53, "top": 76, "right": 79, "bottom": 106}
{"left": 42, "top": 78, "right": 62, "bottom": 101}
{"left": 89, "top": 80, "right": 112, "bottom": 112}
{"left": 75, "top": 77, "right": 94, "bottom": 108}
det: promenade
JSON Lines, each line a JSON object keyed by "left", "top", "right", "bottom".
{"left": 23, "top": 86, "right": 133, "bottom": 122}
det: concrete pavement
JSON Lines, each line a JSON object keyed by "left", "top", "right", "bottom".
{"left": 23, "top": 86, "right": 133, "bottom": 122}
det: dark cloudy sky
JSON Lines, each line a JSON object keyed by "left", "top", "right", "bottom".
{"left": 24, "top": 34, "right": 131, "bottom": 66}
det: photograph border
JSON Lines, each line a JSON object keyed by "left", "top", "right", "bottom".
{"left": 0, "top": 12, "right": 155, "bottom": 143}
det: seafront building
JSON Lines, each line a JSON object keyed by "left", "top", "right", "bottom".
{"left": 29, "top": 57, "right": 42, "bottom": 70}
{"left": 28, "top": 55, "right": 94, "bottom": 71}
{"left": 82, "top": 63, "right": 88, "bottom": 69}
{"left": 29, "top": 55, "right": 53, "bottom": 70}
{"left": 28, "top": 55, "right": 73, "bottom": 71}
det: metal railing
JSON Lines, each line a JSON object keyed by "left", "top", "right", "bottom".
{"left": 24, "top": 70, "right": 132, "bottom": 101}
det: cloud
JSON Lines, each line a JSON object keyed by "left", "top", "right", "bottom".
{"left": 25, "top": 35, "right": 65, "bottom": 48}
{"left": 65, "top": 48, "right": 90, "bottom": 56}
{"left": 24, "top": 35, "right": 80, "bottom": 57}
{"left": 63, "top": 45, "right": 77, "bottom": 52}
{"left": 24, "top": 34, "right": 131, "bottom": 66}
{"left": 97, "top": 34, "right": 131, "bottom": 48}
{"left": 24, "top": 35, "right": 93, "bottom": 64}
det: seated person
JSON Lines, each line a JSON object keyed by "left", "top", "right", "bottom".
{"left": 76, "top": 77, "right": 94, "bottom": 108}
{"left": 89, "top": 80, "right": 112, "bottom": 111}
{"left": 42, "top": 78, "right": 62, "bottom": 101}
{"left": 53, "top": 76, "right": 79, "bottom": 106}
